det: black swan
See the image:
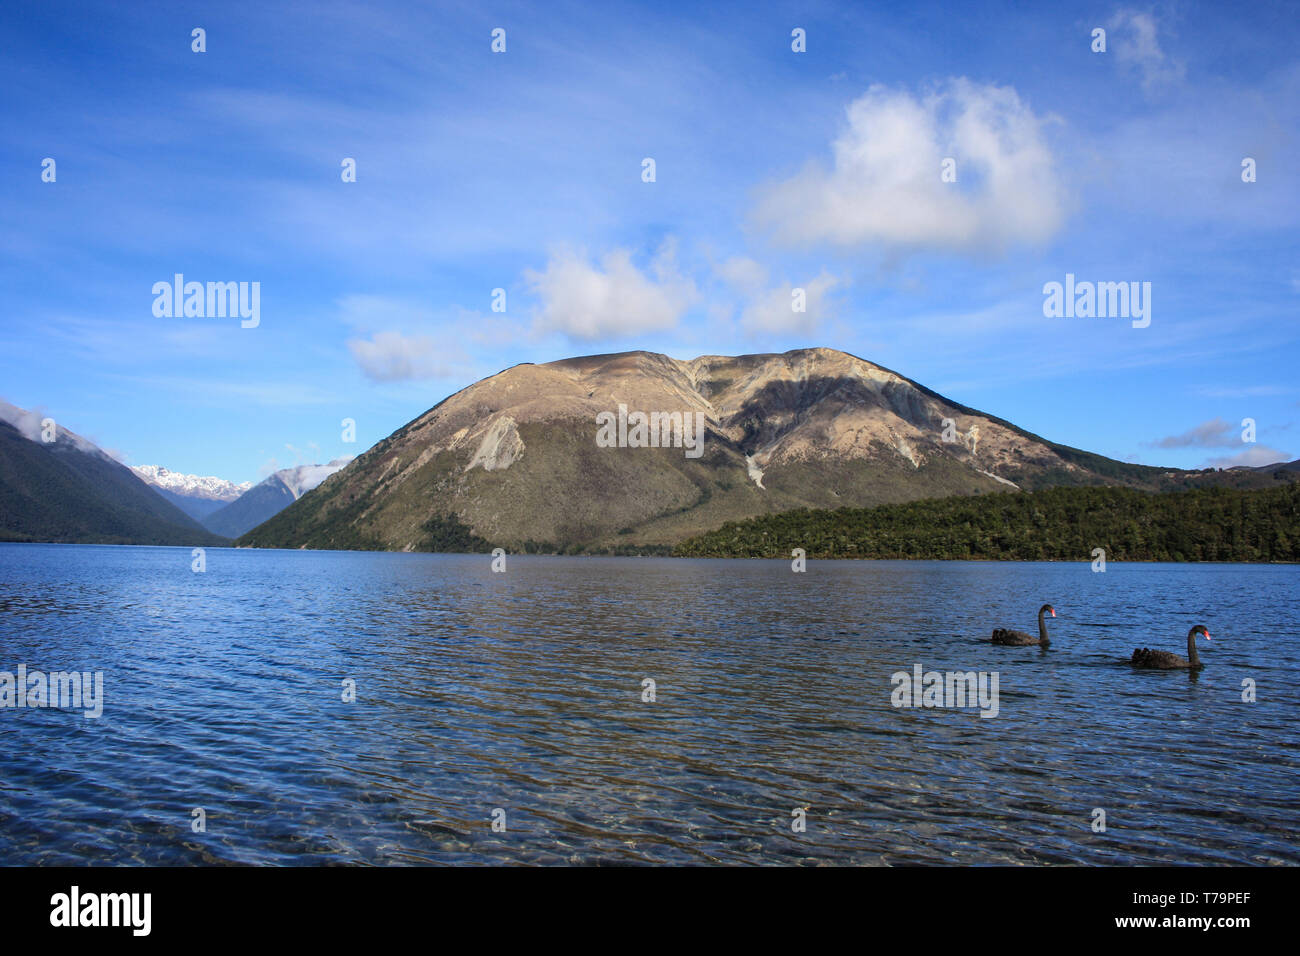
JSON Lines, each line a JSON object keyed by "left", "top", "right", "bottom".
{"left": 992, "top": 604, "right": 1055, "bottom": 646}
{"left": 1131, "top": 625, "right": 1211, "bottom": 670}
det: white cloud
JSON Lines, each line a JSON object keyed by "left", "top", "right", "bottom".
{"left": 347, "top": 331, "right": 459, "bottom": 382}
{"left": 716, "top": 255, "right": 769, "bottom": 293}
{"left": 741, "top": 271, "right": 841, "bottom": 335}
{"left": 1148, "top": 419, "right": 1293, "bottom": 465}
{"left": 0, "top": 399, "right": 48, "bottom": 443}
{"left": 1109, "top": 10, "right": 1185, "bottom": 94}
{"left": 1206, "top": 445, "right": 1291, "bottom": 469}
{"left": 278, "top": 458, "right": 354, "bottom": 497}
{"left": 753, "top": 79, "right": 1066, "bottom": 255}
{"left": 338, "top": 295, "right": 469, "bottom": 382}
{"left": 0, "top": 398, "right": 121, "bottom": 459}
{"left": 526, "top": 241, "right": 698, "bottom": 340}
{"left": 711, "top": 256, "right": 842, "bottom": 335}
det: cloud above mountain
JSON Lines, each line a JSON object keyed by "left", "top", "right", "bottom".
{"left": 0, "top": 399, "right": 47, "bottom": 443}
{"left": 526, "top": 242, "right": 698, "bottom": 340}
{"left": 715, "top": 258, "right": 842, "bottom": 335}
{"left": 1207, "top": 445, "right": 1290, "bottom": 469}
{"left": 0, "top": 399, "right": 122, "bottom": 460}
{"left": 348, "top": 331, "right": 461, "bottom": 382}
{"left": 752, "top": 78, "right": 1067, "bottom": 255}
{"left": 1149, "top": 417, "right": 1290, "bottom": 468}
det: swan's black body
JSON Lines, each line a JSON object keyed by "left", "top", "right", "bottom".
{"left": 992, "top": 604, "right": 1055, "bottom": 646}
{"left": 1132, "top": 625, "right": 1211, "bottom": 670}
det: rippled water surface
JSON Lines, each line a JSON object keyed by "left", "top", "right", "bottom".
{"left": 1, "top": 544, "right": 1296, "bottom": 865}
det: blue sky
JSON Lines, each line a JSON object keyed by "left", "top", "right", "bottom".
{"left": 2, "top": 0, "right": 1297, "bottom": 483}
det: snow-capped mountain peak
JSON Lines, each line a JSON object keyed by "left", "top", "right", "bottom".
{"left": 132, "top": 465, "right": 252, "bottom": 502}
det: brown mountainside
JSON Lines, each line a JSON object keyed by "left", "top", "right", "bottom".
{"left": 239, "top": 348, "right": 1289, "bottom": 552}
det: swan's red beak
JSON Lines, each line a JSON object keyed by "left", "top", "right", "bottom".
{"left": 1204, "top": 631, "right": 1211, "bottom": 640}
{"left": 1050, "top": 609, "right": 1056, "bottom": 616}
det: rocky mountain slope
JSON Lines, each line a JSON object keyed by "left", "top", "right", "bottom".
{"left": 238, "top": 348, "right": 1295, "bottom": 553}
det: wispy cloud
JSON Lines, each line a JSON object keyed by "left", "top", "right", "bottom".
{"left": 1194, "top": 384, "right": 1295, "bottom": 399}
{"left": 740, "top": 272, "right": 841, "bottom": 335}
{"left": 1108, "top": 9, "right": 1186, "bottom": 95}
{"left": 348, "top": 331, "right": 464, "bottom": 382}
{"left": 1147, "top": 419, "right": 1290, "bottom": 468}
{"left": 337, "top": 295, "right": 472, "bottom": 382}
{"left": 1148, "top": 417, "right": 1242, "bottom": 449}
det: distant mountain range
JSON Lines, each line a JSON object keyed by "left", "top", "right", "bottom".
{"left": 6, "top": 350, "right": 1293, "bottom": 553}
{"left": 238, "top": 348, "right": 1299, "bottom": 553}
{"left": 1, "top": 400, "right": 352, "bottom": 546}
{"left": 0, "top": 401, "right": 224, "bottom": 546}
{"left": 130, "top": 460, "right": 352, "bottom": 536}
{"left": 130, "top": 464, "right": 251, "bottom": 521}
{"left": 202, "top": 460, "right": 352, "bottom": 538}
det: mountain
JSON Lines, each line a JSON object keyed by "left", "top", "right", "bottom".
{"left": 131, "top": 464, "right": 251, "bottom": 521}
{"left": 0, "top": 401, "right": 227, "bottom": 546}
{"left": 204, "top": 459, "right": 352, "bottom": 538}
{"left": 237, "top": 348, "right": 1299, "bottom": 553}
{"left": 1259, "top": 458, "right": 1300, "bottom": 474}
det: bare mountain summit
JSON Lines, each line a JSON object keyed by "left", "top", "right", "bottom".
{"left": 238, "top": 348, "right": 1245, "bottom": 552}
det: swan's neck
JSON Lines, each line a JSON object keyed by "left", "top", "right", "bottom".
{"left": 1187, "top": 629, "right": 1200, "bottom": 666}
{"left": 1038, "top": 608, "right": 1050, "bottom": 644}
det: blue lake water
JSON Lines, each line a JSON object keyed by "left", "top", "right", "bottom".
{"left": 0, "top": 543, "right": 1296, "bottom": 865}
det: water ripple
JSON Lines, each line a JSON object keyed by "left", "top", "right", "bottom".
{"left": 0, "top": 545, "right": 1296, "bottom": 865}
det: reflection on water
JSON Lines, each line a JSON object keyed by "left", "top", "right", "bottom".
{"left": 0, "top": 544, "right": 1296, "bottom": 865}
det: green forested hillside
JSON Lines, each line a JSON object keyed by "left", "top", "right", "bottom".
{"left": 0, "top": 420, "right": 227, "bottom": 546}
{"left": 674, "top": 484, "right": 1300, "bottom": 562}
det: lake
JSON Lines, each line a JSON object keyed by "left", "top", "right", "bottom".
{"left": 0, "top": 543, "right": 1295, "bottom": 865}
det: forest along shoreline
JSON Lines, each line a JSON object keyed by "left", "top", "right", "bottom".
{"left": 671, "top": 484, "right": 1300, "bottom": 562}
